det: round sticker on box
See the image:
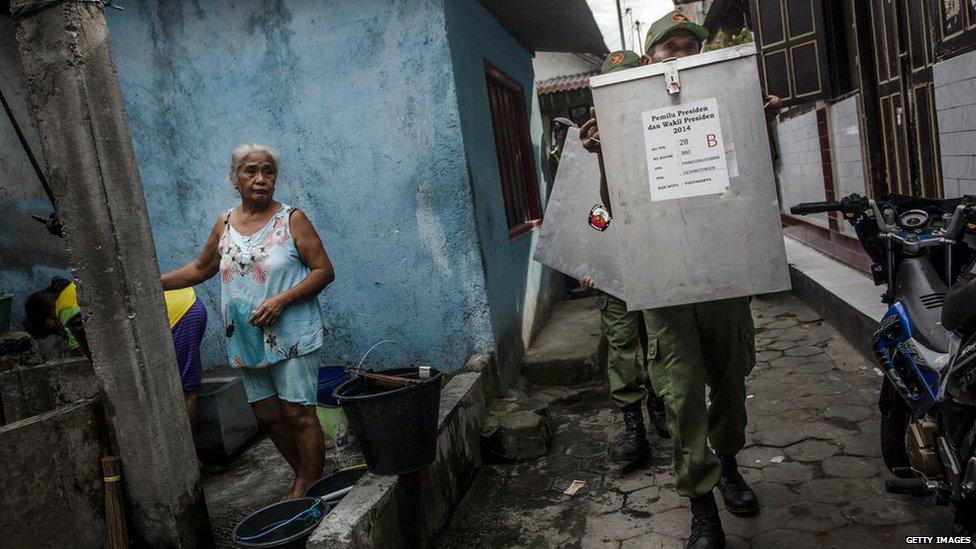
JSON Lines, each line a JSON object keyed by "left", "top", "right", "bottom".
{"left": 588, "top": 204, "right": 612, "bottom": 231}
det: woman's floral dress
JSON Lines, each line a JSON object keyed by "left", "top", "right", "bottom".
{"left": 219, "top": 204, "right": 323, "bottom": 368}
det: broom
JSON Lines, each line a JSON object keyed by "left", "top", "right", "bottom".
{"left": 102, "top": 456, "right": 129, "bottom": 549}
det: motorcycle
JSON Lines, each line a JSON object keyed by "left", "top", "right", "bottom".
{"left": 791, "top": 193, "right": 976, "bottom": 533}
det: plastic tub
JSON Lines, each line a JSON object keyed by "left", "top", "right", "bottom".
{"left": 233, "top": 497, "right": 328, "bottom": 548}
{"left": 317, "top": 366, "right": 350, "bottom": 406}
{"left": 303, "top": 464, "right": 368, "bottom": 500}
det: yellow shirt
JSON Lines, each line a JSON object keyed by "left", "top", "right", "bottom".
{"left": 163, "top": 287, "right": 197, "bottom": 327}
{"left": 56, "top": 283, "right": 196, "bottom": 335}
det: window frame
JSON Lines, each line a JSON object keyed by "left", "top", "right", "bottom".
{"left": 484, "top": 62, "right": 543, "bottom": 242}
{"left": 930, "top": 0, "right": 976, "bottom": 61}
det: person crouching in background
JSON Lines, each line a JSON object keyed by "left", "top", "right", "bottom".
{"left": 24, "top": 277, "right": 207, "bottom": 430}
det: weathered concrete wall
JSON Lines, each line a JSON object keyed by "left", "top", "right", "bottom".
{"left": 444, "top": 0, "right": 562, "bottom": 381}
{"left": 14, "top": 2, "right": 212, "bottom": 542}
{"left": 0, "top": 397, "right": 110, "bottom": 549}
{"left": 102, "top": 0, "right": 495, "bottom": 371}
{"left": 0, "top": 356, "right": 98, "bottom": 423}
{"left": 934, "top": 49, "right": 976, "bottom": 198}
{"left": 0, "top": 15, "right": 70, "bottom": 330}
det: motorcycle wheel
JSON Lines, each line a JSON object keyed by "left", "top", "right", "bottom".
{"left": 879, "top": 377, "right": 915, "bottom": 478}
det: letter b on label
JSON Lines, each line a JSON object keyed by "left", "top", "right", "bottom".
{"left": 706, "top": 134, "right": 718, "bottom": 148}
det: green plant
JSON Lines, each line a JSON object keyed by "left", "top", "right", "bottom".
{"left": 703, "top": 27, "right": 755, "bottom": 52}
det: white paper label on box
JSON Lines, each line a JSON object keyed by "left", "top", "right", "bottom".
{"left": 641, "top": 97, "right": 729, "bottom": 202}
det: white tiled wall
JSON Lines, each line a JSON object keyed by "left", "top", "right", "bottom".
{"left": 772, "top": 98, "right": 869, "bottom": 233}
{"left": 934, "top": 49, "right": 976, "bottom": 197}
{"left": 828, "top": 95, "right": 869, "bottom": 236}
{"left": 773, "top": 109, "right": 829, "bottom": 228}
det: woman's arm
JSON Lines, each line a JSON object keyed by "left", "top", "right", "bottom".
{"left": 161, "top": 213, "right": 225, "bottom": 290}
{"left": 249, "top": 209, "right": 334, "bottom": 327}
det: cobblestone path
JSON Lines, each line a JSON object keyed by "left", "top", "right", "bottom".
{"left": 439, "top": 293, "right": 956, "bottom": 548}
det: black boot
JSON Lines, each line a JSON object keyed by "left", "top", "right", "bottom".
{"left": 646, "top": 394, "right": 671, "bottom": 439}
{"left": 686, "top": 492, "right": 725, "bottom": 549}
{"left": 717, "top": 453, "right": 759, "bottom": 517}
{"left": 610, "top": 402, "right": 650, "bottom": 465}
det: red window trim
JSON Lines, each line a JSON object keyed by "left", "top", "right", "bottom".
{"left": 485, "top": 61, "right": 543, "bottom": 243}
{"left": 508, "top": 219, "right": 543, "bottom": 241}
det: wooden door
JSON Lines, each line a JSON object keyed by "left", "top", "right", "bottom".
{"left": 868, "top": 0, "right": 942, "bottom": 197}
{"left": 751, "top": 0, "right": 833, "bottom": 107}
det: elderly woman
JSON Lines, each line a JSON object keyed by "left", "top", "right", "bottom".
{"left": 162, "top": 144, "right": 335, "bottom": 498}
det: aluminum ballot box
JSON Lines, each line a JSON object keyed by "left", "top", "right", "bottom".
{"left": 589, "top": 43, "right": 790, "bottom": 310}
{"left": 534, "top": 128, "right": 625, "bottom": 299}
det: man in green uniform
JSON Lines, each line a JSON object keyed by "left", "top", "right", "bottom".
{"left": 580, "top": 49, "right": 670, "bottom": 471}
{"left": 581, "top": 12, "right": 781, "bottom": 549}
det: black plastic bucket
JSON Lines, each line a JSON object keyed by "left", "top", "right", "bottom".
{"left": 334, "top": 367, "right": 442, "bottom": 475}
{"left": 233, "top": 497, "right": 328, "bottom": 548}
{"left": 303, "top": 464, "right": 368, "bottom": 500}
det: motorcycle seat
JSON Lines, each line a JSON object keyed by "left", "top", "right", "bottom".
{"left": 943, "top": 277, "right": 976, "bottom": 333}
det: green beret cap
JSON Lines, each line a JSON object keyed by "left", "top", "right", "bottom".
{"left": 644, "top": 11, "right": 709, "bottom": 53}
{"left": 600, "top": 50, "right": 641, "bottom": 74}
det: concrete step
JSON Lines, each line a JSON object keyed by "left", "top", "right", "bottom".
{"left": 520, "top": 297, "right": 606, "bottom": 386}
{"left": 784, "top": 236, "right": 885, "bottom": 360}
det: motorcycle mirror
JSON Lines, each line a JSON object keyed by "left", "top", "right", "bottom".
{"left": 883, "top": 208, "right": 896, "bottom": 226}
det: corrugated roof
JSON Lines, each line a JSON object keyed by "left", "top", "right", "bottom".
{"left": 537, "top": 70, "right": 599, "bottom": 95}
{"left": 477, "top": 0, "right": 608, "bottom": 54}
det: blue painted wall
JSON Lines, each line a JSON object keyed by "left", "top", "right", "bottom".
{"left": 102, "top": 0, "right": 497, "bottom": 370}
{"left": 444, "top": 0, "right": 562, "bottom": 375}
{"left": 0, "top": 1, "right": 559, "bottom": 375}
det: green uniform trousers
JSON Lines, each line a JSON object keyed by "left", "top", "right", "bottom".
{"left": 643, "top": 296, "right": 756, "bottom": 497}
{"left": 597, "top": 291, "right": 652, "bottom": 409}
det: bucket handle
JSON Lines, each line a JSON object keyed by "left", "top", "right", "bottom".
{"left": 353, "top": 339, "right": 410, "bottom": 372}
{"left": 347, "top": 340, "right": 430, "bottom": 387}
